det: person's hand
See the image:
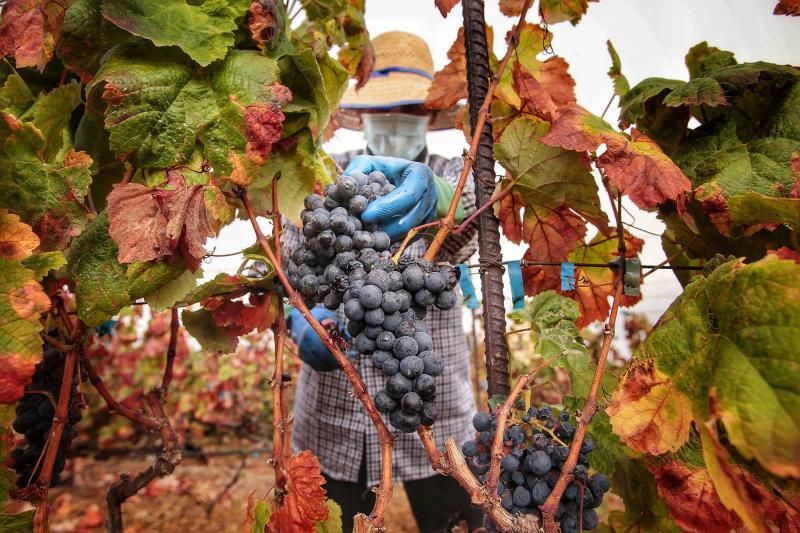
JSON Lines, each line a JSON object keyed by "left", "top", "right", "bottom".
{"left": 345, "top": 155, "right": 437, "bottom": 241}
{"left": 287, "top": 307, "right": 351, "bottom": 371}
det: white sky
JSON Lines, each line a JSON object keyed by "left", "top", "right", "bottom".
{"left": 207, "top": 1, "right": 799, "bottom": 338}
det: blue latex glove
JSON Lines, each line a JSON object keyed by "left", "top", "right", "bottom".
{"left": 344, "top": 155, "right": 438, "bottom": 242}
{"left": 287, "top": 307, "right": 352, "bottom": 371}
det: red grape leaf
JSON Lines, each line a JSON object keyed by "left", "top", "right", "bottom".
{"left": 513, "top": 62, "right": 558, "bottom": 122}
{"left": 499, "top": 0, "right": 527, "bottom": 16}
{"left": 244, "top": 99, "right": 289, "bottom": 166}
{"left": 0, "top": 0, "right": 74, "bottom": 70}
{"left": 649, "top": 460, "right": 741, "bottom": 533}
{"left": 425, "top": 28, "right": 466, "bottom": 110}
{"left": 768, "top": 246, "right": 800, "bottom": 263}
{"left": 774, "top": 0, "right": 800, "bottom": 15}
{"left": 248, "top": 0, "right": 280, "bottom": 48}
{"left": 607, "top": 359, "right": 692, "bottom": 455}
{"left": 208, "top": 293, "right": 279, "bottom": 335}
{"left": 541, "top": 103, "right": 691, "bottom": 210}
{"left": 497, "top": 187, "right": 525, "bottom": 244}
{"left": 106, "top": 177, "right": 214, "bottom": 272}
{"left": 537, "top": 57, "right": 576, "bottom": 107}
{"left": 268, "top": 450, "right": 328, "bottom": 532}
{"left": 434, "top": 0, "right": 460, "bottom": 17}
{"left": 521, "top": 207, "right": 587, "bottom": 295}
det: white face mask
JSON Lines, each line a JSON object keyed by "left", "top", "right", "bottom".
{"left": 362, "top": 113, "right": 429, "bottom": 160}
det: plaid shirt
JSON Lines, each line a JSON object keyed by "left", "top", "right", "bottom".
{"left": 287, "top": 150, "right": 479, "bottom": 486}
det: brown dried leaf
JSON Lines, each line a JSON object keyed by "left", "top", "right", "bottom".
{"left": 425, "top": 28, "right": 466, "bottom": 110}
{"left": 607, "top": 359, "right": 692, "bottom": 455}
{"left": 244, "top": 84, "right": 291, "bottom": 165}
{"left": 522, "top": 206, "right": 586, "bottom": 295}
{"left": 107, "top": 179, "right": 214, "bottom": 272}
{"left": 774, "top": 0, "right": 800, "bottom": 15}
{"left": 434, "top": 0, "right": 460, "bottom": 17}
{"left": 499, "top": 0, "right": 527, "bottom": 16}
{"left": 248, "top": 0, "right": 279, "bottom": 48}
{"left": 0, "top": 0, "right": 74, "bottom": 70}
{"left": 268, "top": 450, "right": 328, "bottom": 532}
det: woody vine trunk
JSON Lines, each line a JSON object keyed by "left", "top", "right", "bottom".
{"left": 462, "top": 0, "right": 511, "bottom": 397}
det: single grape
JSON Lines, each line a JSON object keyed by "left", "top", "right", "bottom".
{"left": 373, "top": 231, "right": 391, "bottom": 251}
{"left": 344, "top": 299, "right": 365, "bottom": 321}
{"left": 413, "top": 374, "right": 436, "bottom": 399}
{"left": 531, "top": 479, "right": 551, "bottom": 505}
{"left": 434, "top": 290, "right": 458, "bottom": 310}
{"left": 400, "top": 392, "right": 423, "bottom": 413}
{"left": 365, "top": 308, "right": 385, "bottom": 326}
{"left": 353, "top": 333, "right": 376, "bottom": 354}
{"left": 374, "top": 390, "right": 396, "bottom": 413}
{"left": 381, "top": 292, "right": 403, "bottom": 314}
{"left": 364, "top": 325, "right": 383, "bottom": 339}
{"left": 304, "top": 194, "right": 324, "bottom": 210}
{"left": 402, "top": 265, "right": 426, "bottom": 291}
{"left": 386, "top": 373, "right": 413, "bottom": 399}
{"left": 501, "top": 455, "right": 520, "bottom": 472}
{"left": 359, "top": 285, "right": 383, "bottom": 310}
{"left": 399, "top": 356, "right": 424, "bottom": 379}
{"left": 419, "top": 351, "right": 443, "bottom": 377}
{"left": 349, "top": 195, "right": 368, "bottom": 214}
{"left": 395, "top": 320, "right": 416, "bottom": 337}
{"left": 413, "top": 331, "right": 433, "bottom": 352}
{"left": 473, "top": 412, "right": 492, "bottom": 432}
{"left": 299, "top": 274, "right": 319, "bottom": 296}
{"left": 462, "top": 440, "right": 479, "bottom": 457}
{"left": 512, "top": 486, "right": 531, "bottom": 507}
{"left": 382, "top": 358, "right": 400, "bottom": 376}
{"left": 375, "top": 331, "right": 396, "bottom": 351}
{"left": 419, "top": 401, "right": 438, "bottom": 426}
{"left": 389, "top": 409, "right": 420, "bottom": 433}
{"left": 381, "top": 312, "right": 403, "bottom": 332}
{"left": 353, "top": 231, "right": 375, "bottom": 250}
{"left": 526, "top": 450, "right": 552, "bottom": 476}
{"left": 366, "top": 269, "right": 390, "bottom": 291}
{"left": 582, "top": 509, "right": 599, "bottom": 530}
{"left": 393, "top": 336, "right": 419, "bottom": 359}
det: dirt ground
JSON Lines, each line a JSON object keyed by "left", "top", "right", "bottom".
{"left": 47, "top": 454, "right": 420, "bottom": 532}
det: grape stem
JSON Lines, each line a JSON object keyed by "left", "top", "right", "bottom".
{"left": 158, "top": 307, "right": 180, "bottom": 395}
{"left": 32, "top": 340, "right": 78, "bottom": 533}
{"left": 422, "top": 0, "right": 533, "bottom": 262}
{"left": 237, "top": 187, "right": 396, "bottom": 529}
{"left": 454, "top": 178, "right": 517, "bottom": 235}
{"left": 485, "top": 353, "right": 563, "bottom": 496}
{"left": 79, "top": 347, "right": 161, "bottom": 431}
{"left": 539, "top": 279, "right": 623, "bottom": 532}
{"left": 268, "top": 172, "right": 292, "bottom": 495}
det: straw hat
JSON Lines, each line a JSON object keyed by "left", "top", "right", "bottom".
{"left": 336, "top": 31, "right": 461, "bottom": 131}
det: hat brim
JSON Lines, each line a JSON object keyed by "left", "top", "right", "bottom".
{"left": 336, "top": 71, "right": 463, "bottom": 131}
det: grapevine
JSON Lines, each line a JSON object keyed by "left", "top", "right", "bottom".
{"left": 0, "top": 1, "right": 797, "bottom": 532}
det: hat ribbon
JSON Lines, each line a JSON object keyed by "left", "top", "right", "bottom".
{"left": 370, "top": 66, "right": 434, "bottom": 80}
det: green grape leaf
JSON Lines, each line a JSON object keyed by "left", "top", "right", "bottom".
{"left": 0, "top": 114, "right": 93, "bottom": 251}
{"left": 175, "top": 267, "right": 274, "bottom": 307}
{"left": 182, "top": 308, "right": 239, "bottom": 355}
{"left": 633, "top": 256, "right": 800, "bottom": 478}
{"left": 66, "top": 213, "right": 129, "bottom": 326}
{"left": 0, "top": 511, "right": 35, "bottom": 532}
{"left": 685, "top": 42, "right": 737, "bottom": 80}
{"left": 26, "top": 81, "right": 82, "bottom": 160}
{"left": 87, "top": 45, "right": 289, "bottom": 180}
{"left": 58, "top": 0, "right": 132, "bottom": 81}
{"left": 0, "top": 259, "right": 50, "bottom": 403}
{"left": 100, "top": 0, "right": 247, "bottom": 66}
{"left": 606, "top": 40, "right": 629, "bottom": 98}
{"left": 494, "top": 116, "right": 605, "bottom": 221}
{"left": 21, "top": 252, "right": 67, "bottom": 280}
{"left": 126, "top": 259, "right": 190, "bottom": 302}
{"left": 314, "top": 500, "right": 342, "bottom": 533}
{"left": 0, "top": 63, "right": 34, "bottom": 115}
{"left": 143, "top": 268, "right": 199, "bottom": 312}
{"left": 510, "top": 291, "right": 593, "bottom": 396}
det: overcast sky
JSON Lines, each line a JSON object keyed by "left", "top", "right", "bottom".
{"left": 209, "top": 1, "right": 799, "bottom": 336}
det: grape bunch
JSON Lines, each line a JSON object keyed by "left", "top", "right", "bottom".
{"left": 10, "top": 342, "right": 82, "bottom": 488}
{"left": 461, "top": 405, "right": 609, "bottom": 533}
{"left": 286, "top": 171, "right": 460, "bottom": 433}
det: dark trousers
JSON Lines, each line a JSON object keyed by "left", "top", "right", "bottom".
{"left": 324, "top": 452, "right": 483, "bottom": 532}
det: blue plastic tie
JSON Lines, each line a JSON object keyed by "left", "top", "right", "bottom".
{"left": 560, "top": 262, "right": 576, "bottom": 291}
{"left": 458, "top": 263, "right": 480, "bottom": 310}
{"left": 507, "top": 260, "right": 525, "bottom": 310}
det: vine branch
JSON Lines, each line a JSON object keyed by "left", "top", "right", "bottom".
{"left": 539, "top": 279, "right": 624, "bottom": 531}
{"left": 237, "top": 187, "right": 395, "bottom": 529}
